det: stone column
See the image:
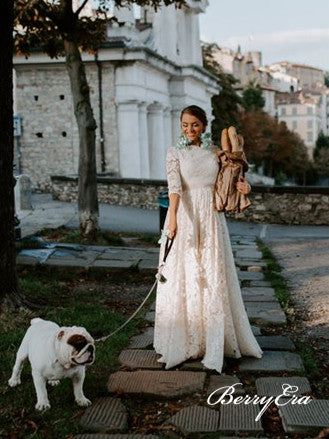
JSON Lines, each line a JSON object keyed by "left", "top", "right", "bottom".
{"left": 171, "top": 109, "right": 181, "bottom": 146}
{"left": 138, "top": 101, "right": 150, "bottom": 178}
{"left": 117, "top": 100, "right": 141, "bottom": 178}
{"left": 147, "top": 103, "right": 165, "bottom": 179}
{"left": 163, "top": 106, "right": 172, "bottom": 148}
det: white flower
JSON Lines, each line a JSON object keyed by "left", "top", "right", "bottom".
{"left": 158, "top": 229, "right": 169, "bottom": 244}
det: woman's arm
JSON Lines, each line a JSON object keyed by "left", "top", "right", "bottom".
{"left": 168, "top": 193, "right": 180, "bottom": 239}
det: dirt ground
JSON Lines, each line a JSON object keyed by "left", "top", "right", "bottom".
{"left": 264, "top": 237, "right": 329, "bottom": 360}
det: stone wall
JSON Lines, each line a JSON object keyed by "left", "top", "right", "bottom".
{"left": 51, "top": 175, "right": 329, "bottom": 225}
{"left": 14, "top": 62, "right": 118, "bottom": 191}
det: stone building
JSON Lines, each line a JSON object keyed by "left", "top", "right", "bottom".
{"left": 270, "top": 61, "right": 325, "bottom": 88}
{"left": 13, "top": 0, "right": 219, "bottom": 190}
{"left": 276, "top": 89, "right": 329, "bottom": 159}
{"left": 209, "top": 46, "right": 298, "bottom": 118}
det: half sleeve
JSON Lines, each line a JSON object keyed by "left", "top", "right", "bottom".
{"left": 166, "top": 147, "right": 182, "bottom": 196}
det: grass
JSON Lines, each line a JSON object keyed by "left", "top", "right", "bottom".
{"left": 255, "top": 238, "right": 292, "bottom": 313}
{"left": 255, "top": 238, "right": 327, "bottom": 396}
{"left": 34, "top": 226, "right": 160, "bottom": 248}
{"left": 294, "top": 341, "right": 319, "bottom": 379}
{"left": 0, "top": 267, "right": 155, "bottom": 439}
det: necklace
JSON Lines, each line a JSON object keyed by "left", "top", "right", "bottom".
{"left": 176, "top": 132, "right": 213, "bottom": 150}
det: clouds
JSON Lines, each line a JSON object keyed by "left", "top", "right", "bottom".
{"left": 201, "top": 28, "right": 329, "bottom": 70}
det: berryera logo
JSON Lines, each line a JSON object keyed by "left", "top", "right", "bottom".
{"left": 207, "top": 383, "right": 312, "bottom": 422}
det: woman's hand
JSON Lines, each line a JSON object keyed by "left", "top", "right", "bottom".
{"left": 167, "top": 217, "right": 177, "bottom": 239}
{"left": 236, "top": 175, "right": 251, "bottom": 194}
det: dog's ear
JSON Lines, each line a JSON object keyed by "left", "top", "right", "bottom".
{"left": 57, "top": 330, "right": 65, "bottom": 340}
{"left": 67, "top": 334, "right": 88, "bottom": 352}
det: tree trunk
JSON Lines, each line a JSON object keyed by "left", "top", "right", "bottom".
{"left": 64, "top": 39, "right": 99, "bottom": 238}
{"left": 0, "top": 0, "right": 26, "bottom": 310}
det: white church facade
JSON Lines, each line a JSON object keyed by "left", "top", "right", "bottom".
{"left": 13, "top": 0, "right": 219, "bottom": 190}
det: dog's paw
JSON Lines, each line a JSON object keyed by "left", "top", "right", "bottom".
{"left": 8, "top": 377, "right": 21, "bottom": 387}
{"left": 76, "top": 397, "right": 92, "bottom": 407}
{"left": 48, "top": 380, "right": 60, "bottom": 387}
{"left": 35, "top": 401, "right": 51, "bottom": 411}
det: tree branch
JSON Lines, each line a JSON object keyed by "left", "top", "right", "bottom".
{"left": 74, "top": 0, "right": 89, "bottom": 17}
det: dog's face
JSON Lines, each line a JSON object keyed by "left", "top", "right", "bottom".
{"left": 55, "top": 326, "right": 95, "bottom": 370}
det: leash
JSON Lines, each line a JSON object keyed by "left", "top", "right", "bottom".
{"left": 95, "top": 235, "right": 175, "bottom": 343}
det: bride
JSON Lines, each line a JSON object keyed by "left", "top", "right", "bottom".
{"left": 153, "top": 104, "right": 263, "bottom": 373}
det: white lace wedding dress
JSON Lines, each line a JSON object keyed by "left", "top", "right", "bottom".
{"left": 153, "top": 144, "right": 263, "bottom": 373}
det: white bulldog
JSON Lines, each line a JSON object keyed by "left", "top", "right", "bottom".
{"left": 8, "top": 317, "right": 95, "bottom": 411}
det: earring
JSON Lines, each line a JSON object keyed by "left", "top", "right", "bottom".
{"left": 200, "top": 132, "right": 212, "bottom": 149}
{"left": 177, "top": 134, "right": 193, "bottom": 149}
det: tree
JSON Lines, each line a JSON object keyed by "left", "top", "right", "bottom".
{"left": 14, "top": 0, "right": 185, "bottom": 238}
{"left": 202, "top": 42, "right": 243, "bottom": 144}
{"left": 0, "top": 0, "right": 28, "bottom": 310}
{"left": 242, "top": 83, "right": 265, "bottom": 112}
{"left": 239, "top": 110, "right": 311, "bottom": 182}
{"left": 313, "top": 131, "right": 329, "bottom": 160}
{"left": 314, "top": 148, "right": 329, "bottom": 177}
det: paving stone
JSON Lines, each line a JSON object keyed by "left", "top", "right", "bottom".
{"left": 79, "top": 397, "right": 128, "bottom": 432}
{"left": 206, "top": 375, "right": 245, "bottom": 397}
{"left": 163, "top": 404, "right": 219, "bottom": 434}
{"left": 92, "top": 260, "right": 135, "bottom": 268}
{"left": 236, "top": 239, "right": 258, "bottom": 246}
{"left": 74, "top": 435, "right": 161, "bottom": 439}
{"left": 242, "top": 287, "right": 276, "bottom": 302}
{"left": 139, "top": 260, "right": 158, "bottom": 271}
{"left": 149, "top": 301, "right": 156, "bottom": 311}
{"left": 17, "top": 248, "right": 55, "bottom": 264}
{"left": 239, "top": 351, "right": 304, "bottom": 373}
{"left": 256, "top": 376, "right": 312, "bottom": 396}
{"left": 248, "top": 280, "right": 272, "bottom": 287}
{"left": 218, "top": 403, "right": 264, "bottom": 434}
{"left": 245, "top": 302, "right": 287, "bottom": 326}
{"left": 255, "top": 336, "right": 295, "bottom": 351}
{"left": 127, "top": 327, "right": 154, "bottom": 349}
{"left": 236, "top": 250, "right": 263, "bottom": 259}
{"left": 98, "top": 249, "right": 157, "bottom": 261}
{"left": 279, "top": 399, "right": 329, "bottom": 434}
{"left": 243, "top": 286, "right": 276, "bottom": 295}
{"left": 47, "top": 258, "right": 90, "bottom": 267}
{"left": 247, "top": 266, "right": 263, "bottom": 272}
{"left": 118, "top": 350, "right": 163, "bottom": 369}
{"left": 235, "top": 259, "right": 266, "bottom": 270}
{"left": 144, "top": 311, "right": 155, "bottom": 322}
{"left": 180, "top": 360, "right": 208, "bottom": 371}
{"left": 251, "top": 325, "right": 262, "bottom": 336}
{"left": 107, "top": 370, "right": 206, "bottom": 398}
{"left": 237, "top": 271, "right": 265, "bottom": 280}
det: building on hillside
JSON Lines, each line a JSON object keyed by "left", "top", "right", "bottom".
{"left": 13, "top": 0, "right": 219, "bottom": 190}
{"left": 270, "top": 62, "right": 324, "bottom": 88}
{"left": 209, "top": 46, "right": 298, "bottom": 117}
{"left": 276, "top": 90, "right": 329, "bottom": 159}
{"left": 209, "top": 46, "right": 329, "bottom": 158}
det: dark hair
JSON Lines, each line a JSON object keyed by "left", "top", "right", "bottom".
{"left": 180, "top": 105, "right": 208, "bottom": 128}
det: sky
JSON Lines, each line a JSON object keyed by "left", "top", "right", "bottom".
{"left": 199, "top": 0, "right": 329, "bottom": 71}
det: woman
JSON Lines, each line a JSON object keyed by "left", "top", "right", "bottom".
{"left": 153, "top": 105, "right": 263, "bottom": 374}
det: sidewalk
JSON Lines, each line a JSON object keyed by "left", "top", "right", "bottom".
{"left": 19, "top": 193, "right": 329, "bottom": 240}
{"left": 71, "top": 235, "right": 329, "bottom": 438}
{"left": 16, "top": 193, "right": 329, "bottom": 436}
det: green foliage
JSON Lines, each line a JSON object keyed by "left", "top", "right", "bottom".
{"left": 202, "top": 42, "right": 243, "bottom": 145}
{"left": 324, "top": 71, "right": 329, "bottom": 87}
{"left": 14, "top": 0, "right": 186, "bottom": 58}
{"left": 314, "top": 147, "right": 329, "bottom": 177}
{"left": 242, "top": 83, "right": 265, "bottom": 111}
{"left": 239, "top": 111, "right": 311, "bottom": 182}
{"left": 274, "top": 171, "right": 287, "bottom": 186}
{"left": 313, "top": 131, "right": 329, "bottom": 160}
